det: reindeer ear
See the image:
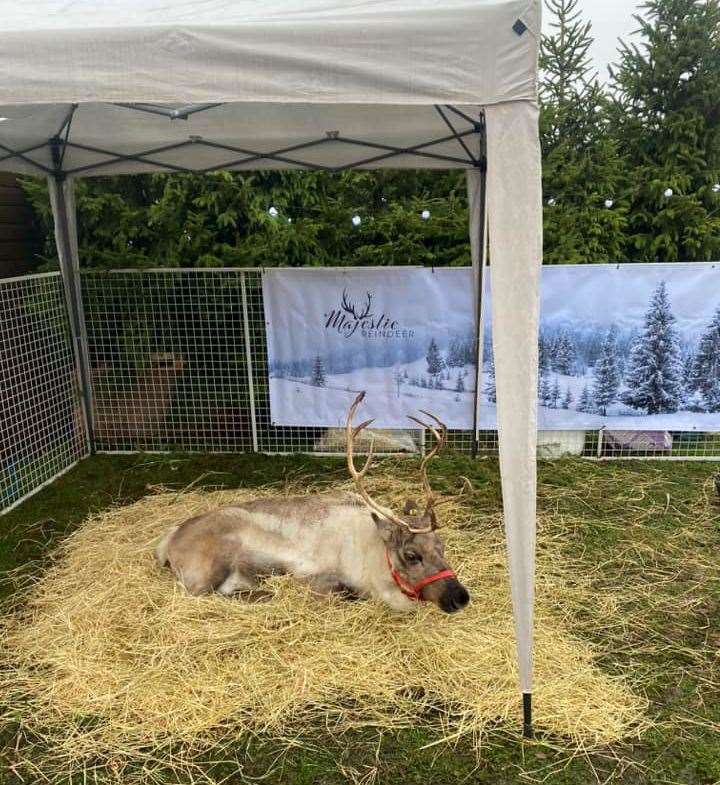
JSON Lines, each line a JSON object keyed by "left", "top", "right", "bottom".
{"left": 418, "top": 507, "right": 438, "bottom": 531}
{"left": 371, "top": 512, "right": 395, "bottom": 542}
{"left": 403, "top": 498, "right": 420, "bottom": 515}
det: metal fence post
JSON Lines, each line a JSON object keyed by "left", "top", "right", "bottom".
{"left": 240, "top": 271, "right": 259, "bottom": 452}
{"left": 49, "top": 175, "right": 95, "bottom": 454}
{"left": 596, "top": 428, "right": 604, "bottom": 459}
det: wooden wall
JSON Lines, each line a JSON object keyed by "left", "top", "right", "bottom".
{"left": 0, "top": 173, "right": 40, "bottom": 279}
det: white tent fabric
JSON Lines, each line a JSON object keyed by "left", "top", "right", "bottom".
{"left": 0, "top": 1, "right": 537, "bottom": 107}
{"left": 485, "top": 101, "right": 541, "bottom": 700}
{"left": 0, "top": 0, "right": 538, "bottom": 176}
{"left": 0, "top": 0, "right": 542, "bottom": 731}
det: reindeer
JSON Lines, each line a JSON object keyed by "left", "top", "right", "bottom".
{"left": 155, "top": 393, "right": 470, "bottom": 613}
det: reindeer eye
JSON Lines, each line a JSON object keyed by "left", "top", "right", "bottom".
{"left": 404, "top": 551, "right": 422, "bottom": 564}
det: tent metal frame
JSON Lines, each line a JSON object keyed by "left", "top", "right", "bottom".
{"left": 23, "top": 100, "right": 486, "bottom": 453}
{"left": 5, "top": 97, "right": 492, "bottom": 501}
{"left": 4, "top": 101, "right": 530, "bottom": 731}
{"left": 0, "top": 101, "right": 486, "bottom": 177}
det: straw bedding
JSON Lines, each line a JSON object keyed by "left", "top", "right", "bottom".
{"left": 0, "top": 474, "right": 651, "bottom": 782}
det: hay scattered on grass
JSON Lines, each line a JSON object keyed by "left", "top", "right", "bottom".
{"left": 0, "top": 474, "right": 651, "bottom": 782}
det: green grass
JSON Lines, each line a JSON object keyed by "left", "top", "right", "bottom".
{"left": 1, "top": 453, "right": 719, "bottom": 785}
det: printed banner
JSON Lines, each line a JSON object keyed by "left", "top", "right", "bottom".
{"left": 263, "top": 263, "right": 720, "bottom": 432}
{"left": 263, "top": 267, "right": 476, "bottom": 429}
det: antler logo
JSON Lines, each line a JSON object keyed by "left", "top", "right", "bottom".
{"left": 341, "top": 288, "right": 374, "bottom": 321}
{"left": 324, "top": 286, "right": 411, "bottom": 340}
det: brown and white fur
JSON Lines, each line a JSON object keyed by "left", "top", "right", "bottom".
{"left": 156, "top": 492, "right": 469, "bottom": 612}
{"left": 155, "top": 393, "right": 470, "bottom": 614}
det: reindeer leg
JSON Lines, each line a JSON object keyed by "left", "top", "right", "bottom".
{"left": 217, "top": 570, "right": 254, "bottom": 595}
{"left": 300, "top": 573, "right": 362, "bottom": 601}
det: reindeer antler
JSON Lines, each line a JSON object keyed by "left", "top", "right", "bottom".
{"left": 345, "top": 392, "right": 422, "bottom": 530}
{"left": 406, "top": 409, "right": 448, "bottom": 520}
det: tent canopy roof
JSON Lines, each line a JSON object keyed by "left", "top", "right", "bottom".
{"left": 0, "top": 0, "right": 538, "bottom": 176}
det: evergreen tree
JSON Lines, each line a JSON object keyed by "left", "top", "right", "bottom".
{"left": 690, "top": 306, "right": 720, "bottom": 411}
{"left": 541, "top": 0, "right": 627, "bottom": 263}
{"left": 484, "top": 356, "right": 497, "bottom": 402}
{"left": 682, "top": 349, "right": 696, "bottom": 404}
{"left": 447, "top": 338, "right": 464, "bottom": 367}
{"left": 553, "top": 331, "right": 578, "bottom": 374}
{"left": 311, "top": 355, "right": 326, "bottom": 387}
{"left": 609, "top": 0, "right": 720, "bottom": 261}
{"left": 621, "top": 281, "right": 683, "bottom": 413}
{"left": 426, "top": 338, "right": 445, "bottom": 378}
{"left": 562, "top": 387, "right": 573, "bottom": 409}
{"left": 549, "top": 377, "right": 562, "bottom": 408}
{"left": 592, "top": 328, "right": 620, "bottom": 415}
{"left": 20, "top": 168, "right": 475, "bottom": 272}
{"left": 577, "top": 383, "right": 594, "bottom": 413}
{"left": 539, "top": 375, "right": 552, "bottom": 406}
{"left": 455, "top": 371, "right": 466, "bottom": 393}
{"left": 538, "top": 334, "right": 551, "bottom": 373}
{"left": 461, "top": 338, "right": 476, "bottom": 366}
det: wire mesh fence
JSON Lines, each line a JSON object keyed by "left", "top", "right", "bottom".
{"left": 0, "top": 273, "right": 88, "bottom": 511}
{"left": 81, "top": 269, "right": 430, "bottom": 455}
{"left": 79, "top": 269, "right": 720, "bottom": 461}
{"left": 2, "top": 267, "right": 719, "bottom": 516}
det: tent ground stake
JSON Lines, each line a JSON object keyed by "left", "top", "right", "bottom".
{"left": 523, "top": 692, "right": 533, "bottom": 738}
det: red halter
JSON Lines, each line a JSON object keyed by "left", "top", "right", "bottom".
{"left": 385, "top": 550, "right": 456, "bottom": 602}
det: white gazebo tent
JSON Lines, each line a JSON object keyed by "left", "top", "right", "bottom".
{"left": 0, "top": 0, "right": 541, "bottom": 735}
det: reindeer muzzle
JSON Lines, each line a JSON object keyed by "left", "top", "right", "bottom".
{"left": 437, "top": 579, "right": 470, "bottom": 613}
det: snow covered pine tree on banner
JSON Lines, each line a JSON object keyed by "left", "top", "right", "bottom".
{"left": 621, "top": 282, "right": 683, "bottom": 415}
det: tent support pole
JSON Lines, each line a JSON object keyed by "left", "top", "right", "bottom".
{"left": 467, "top": 111, "right": 488, "bottom": 458}
{"left": 49, "top": 171, "right": 95, "bottom": 454}
{"left": 471, "top": 164, "right": 486, "bottom": 458}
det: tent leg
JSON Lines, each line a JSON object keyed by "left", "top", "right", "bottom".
{"left": 523, "top": 692, "right": 533, "bottom": 738}
{"left": 484, "top": 100, "right": 542, "bottom": 737}
{"left": 471, "top": 166, "right": 486, "bottom": 458}
{"left": 49, "top": 175, "right": 95, "bottom": 454}
{"left": 466, "top": 154, "right": 487, "bottom": 458}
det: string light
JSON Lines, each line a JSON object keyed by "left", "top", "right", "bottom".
{"left": 352, "top": 215, "right": 362, "bottom": 226}
{"left": 547, "top": 197, "right": 556, "bottom": 206}
{"left": 421, "top": 209, "right": 430, "bottom": 220}
{"left": 663, "top": 187, "right": 674, "bottom": 198}
{"left": 604, "top": 199, "right": 614, "bottom": 208}
{"left": 268, "top": 206, "right": 279, "bottom": 217}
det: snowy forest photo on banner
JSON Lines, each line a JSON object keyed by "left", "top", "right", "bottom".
{"left": 263, "top": 268, "right": 476, "bottom": 429}
{"left": 263, "top": 263, "right": 720, "bottom": 431}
